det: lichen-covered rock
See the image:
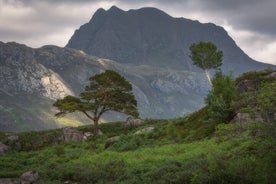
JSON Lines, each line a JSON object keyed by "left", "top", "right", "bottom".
{"left": 0, "top": 142, "right": 10, "bottom": 155}
{"left": 125, "top": 117, "right": 143, "bottom": 127}
{"left": 7, "top": 135, "right": 19, "bottom": 142}
{"left": 20, "top": 171, "right": 39, "bottom": 184}
{"left": 236, "top": 79, "right": 259, "bottom": 94}
{"left": 232, "top": 113, "right": 264, "bottom": 124}
{"left": 83, "top": 132, "right": 94, "bottom": 140}
{"left": 134, "top": 126, "right": 155, "bottom": 135}
{"left": 0, "top": 178, "right": 20, "bottom": 184}
{"left": 62, "top": 127, "right": 83, "bottom": 142}
{"left": 6, "top": 135, "right": 21, "bottom": 151}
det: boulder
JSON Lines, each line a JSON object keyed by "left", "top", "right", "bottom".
{"left": 0, "top": 178, "right": 19, "bottom": 184}
{"left": 125, "top": 117, "right": 143, "bottom": 127}
{"left": 20, "top": 171, "right": 39, "bottom": 184}
{"left": 83, "top": 132, "right": 93, "bottom": 140}
{"left": 6, "top": 135, "right": 21, "bottom": 150}
{"left": 62, "top": 127, "right": 83, "bottom": 142}
{"left": 232, "top": 112, "right": 264, "bottom": 124}
{"left": 266, "top": 71, "right": 276, "bottom": 78}
{"left": 0, "top": 142, "right": 10, "bottom": 155}
{"left": 134, "top": 127, "right": 155, "bottom": 135}
{"left": 236, "top": 79, "right": 259, "bottom": 94}
{"left": 108, "top": 136, "right": 120, "bottom": 141}
{"left": 97, "top": 129, "right": 103, "bottom": 136}
{"left": 7, "top": 135, "right": 19, "bottom": 142}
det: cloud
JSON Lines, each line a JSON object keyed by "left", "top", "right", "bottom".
{"left": 0, "top": 0, "right": 114, "bottom": 47}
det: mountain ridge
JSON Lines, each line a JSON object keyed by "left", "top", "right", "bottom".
{"left": 66, "top": 6, "right": 272, "bottom": 75}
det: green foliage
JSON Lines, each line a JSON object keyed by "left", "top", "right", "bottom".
{"left": 1, "top": 122, "right": 275, "bottom": 183}
{"left": 233, "top": 71, "right": 276, "bottom": 123}
{"left": 107, "top": 134, "right": 143, "bottom": 152}
{"left": 254, "top": 81, "right": 276, "bottom": 123}
{"left": 166, "top": 121, "right": 178, "bottom": 141}
{"left": 189, "top": 41, "right": 223, "bottom": 70}
{"left": 205, "top": 72, "right": 236, "bottom": 122}
{"left": 235, "top": 69, "right": 275, "bottom": 85}
{"left": 54, "top": 70, "right": 139, "bottom": 134}
{"left": 189, "top": 41, "right": 223, "bottom": 84}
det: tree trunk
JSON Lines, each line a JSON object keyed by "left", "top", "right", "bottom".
{"left": 81, "top": 111, "right": 99, "bottom": 135}
{"left": 205, "top": 69, "right": 212, "bottom": 86}
{"left": 93, "top": 117, "right": 99, "bottom": 135}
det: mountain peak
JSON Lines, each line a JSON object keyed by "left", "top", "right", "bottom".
{"left": 108, "top": 5, "right": 123, "bottom": 11}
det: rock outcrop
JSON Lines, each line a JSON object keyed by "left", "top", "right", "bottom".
{"left": 134, "top": 126, "right": 155, "bottom": 135}
{"left": 0, "top": 178, "right": 20, "bottom": 184}
{"left": 0, "top": 142, "right": 10, "bottom": 155}
{"left": 232, "top": 113, "right": 264, "bottom": 124}
{"left": 20, "top": 171, "right": 39, "bottom": 184}
{"left": 62, "top": 127, "right": 84, "bottom": 142}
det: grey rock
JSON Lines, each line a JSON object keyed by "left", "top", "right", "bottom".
{"left": 125, "top": 117, "right": 143, "bottom": 127}
{"left": 62, "top": 127, "right": 83, "bottom": 142}
{"left": 0, "top": 178, "right": 20, "bottom": 184}
{"left": 108, "top": 136, "right": 120, "bottom": 141}
{"left": 134, "top": 126, "right": 155, "bottom": 135}
{"left": 236, "top": 79, "right": 259, "bottom": 94}
{"left": 232, "top": 113, "right": 264, "bottom": 124}
{"left": 97, "top": 129, "right": 103, "bottom": 136}
{"left": 0, "top": 142, "right": 10, "bottom": 155}
{"left": 7, "top": 135, "right": 19, "bottom": 142}
{"left": 6, "top": 135, "right": 21, "bottom": 151}
{"left": 83, "top": 132, "right": 94, "bottom": 140}
{"left": 20, "top": 171, "right": 39, "bottom": 184}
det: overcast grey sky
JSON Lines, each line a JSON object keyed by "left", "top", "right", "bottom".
{"left": 0, "top": 0, "right": 275, "bottom": 64}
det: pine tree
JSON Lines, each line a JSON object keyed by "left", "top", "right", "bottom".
{"left": 54, "top": 70, "right": 139, "bottom": 134}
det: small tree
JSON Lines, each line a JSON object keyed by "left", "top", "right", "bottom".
{"left": 54, "top": 70, "right": 139, "bottom": 135}
{"left": 189, "top": 41, "right": 223, "bottom": 86}
{"left": 205, "top": 72, "right": 236, "bottom": 122}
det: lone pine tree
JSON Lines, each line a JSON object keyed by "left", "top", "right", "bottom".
{"left": 54, "top": 70, "right": 139, "bottom": 134}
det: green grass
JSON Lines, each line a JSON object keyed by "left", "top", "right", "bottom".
{"left": 1, "top": 121, "right": 275, "bottom": 183}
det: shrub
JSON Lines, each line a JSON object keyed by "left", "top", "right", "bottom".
{"left": 205, "top": 72, "right": 236, "bottom": 122}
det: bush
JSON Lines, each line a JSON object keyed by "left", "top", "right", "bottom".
{"left": 205, "top": 72, "right": 236, "bottom": 122}
{"left": 166, "top": 121, "right": 178, "bottom": 141}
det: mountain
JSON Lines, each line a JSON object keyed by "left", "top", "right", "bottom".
{"left": 66, "top": 6, "right": 272, "bottom": 75}
{"left": 0, "top": 41, "right": 208, "bottom": 131}
{"left": 0, "top": 6, "right": 274, "bottom": 131}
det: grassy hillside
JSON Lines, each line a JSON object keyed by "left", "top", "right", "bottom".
{"left": 0, "top": 70, "right": 275, "bottom": 183}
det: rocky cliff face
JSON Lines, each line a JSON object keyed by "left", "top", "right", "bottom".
{"left": 67, "top": 6, "right": 273, "bottom": 75}
{"left": 0, "top": 42, "right": 73, "bottom": 100}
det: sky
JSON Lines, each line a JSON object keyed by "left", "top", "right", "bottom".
{"left": 0, "top": 0, "right": 275, "bottom": 65}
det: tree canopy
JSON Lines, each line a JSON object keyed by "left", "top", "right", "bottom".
{"left": 54, "top": 70, "right": 139, "bottom": 134}
{"left": 189, "top": 41, "right": 223, "bottom": 85}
